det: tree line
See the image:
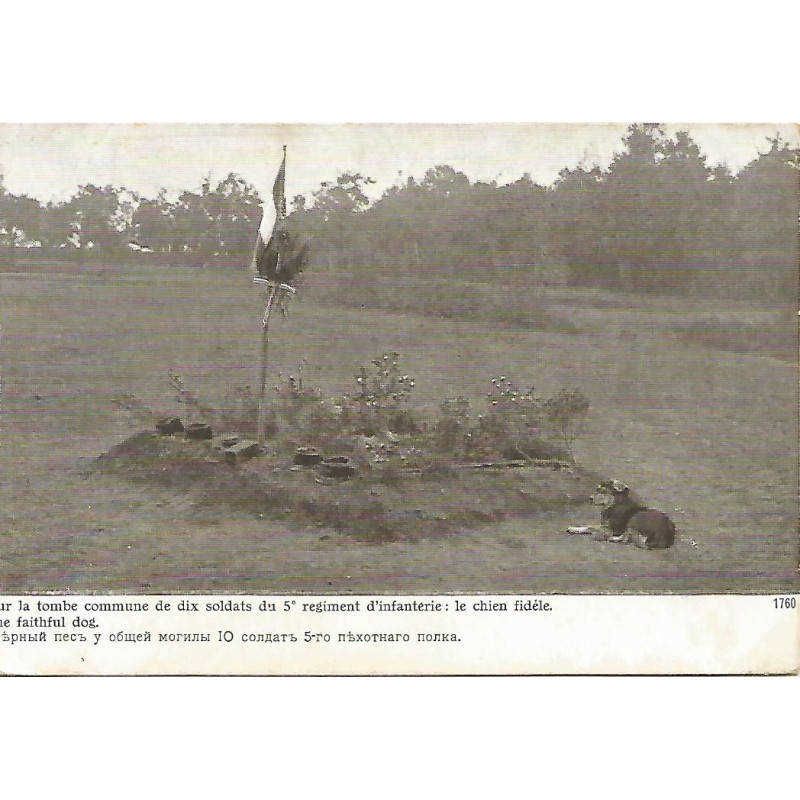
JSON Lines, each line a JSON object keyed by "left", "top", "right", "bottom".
{"left": 1, "top": 125, "right": 797, "bottom": 298}
{"left": 287, "top": 125, "right": 798, "bottom": 298}
{"left": 0, "top": 171, "right": 263, "bottom": 266}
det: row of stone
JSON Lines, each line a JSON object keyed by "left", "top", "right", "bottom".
{"left": 293, "top": 447, "right": 356, "bottom": 479}
{"left": 155, "top": 417, "right": 260, "bottom": 465}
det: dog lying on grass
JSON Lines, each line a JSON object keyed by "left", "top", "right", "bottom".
{"left": 590, "top": 480, "right": 676, "bottom": 550}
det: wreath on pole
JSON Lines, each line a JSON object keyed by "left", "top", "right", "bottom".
{"left": 251, "top": 146, "right": 311, "bottom": 446}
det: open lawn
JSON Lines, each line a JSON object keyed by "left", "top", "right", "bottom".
{"left": 0, "top": 260, "right": 797, "bottom": 593}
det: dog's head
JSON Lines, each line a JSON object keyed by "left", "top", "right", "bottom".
{"left": 590, "top": 479, "right": 629, "bottom": 506}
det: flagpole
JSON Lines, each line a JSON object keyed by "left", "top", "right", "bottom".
{"left": 255, "top": 145, "right": 288, "bottom": 448}
{"left": 256, "top": 277, "right": 280, "bottom": 447}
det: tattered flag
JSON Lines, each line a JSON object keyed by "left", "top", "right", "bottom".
{"left": 272, "top": 149, "right": 287, "bottom": 218}
{"left": 251, "top": 148, "right": 287, "bottom": 280}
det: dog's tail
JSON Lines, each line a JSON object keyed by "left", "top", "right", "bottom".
{"left": 662, "top": 517, "right": 677, "bottom": 549}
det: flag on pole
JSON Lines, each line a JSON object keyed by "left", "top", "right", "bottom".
{"left": 252, "top": 147, "right": 287, "bottom": 280}
{"left": 272, "top": 148, "right": 287, "bottom": 219}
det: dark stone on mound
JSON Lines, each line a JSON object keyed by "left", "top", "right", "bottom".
{"left": 185, "top": 422, "right": 213, "bottom": 440}
{"left": 320, "top": 456, "right": 356, "bottom": 480}
{"left": 294, "top": 447, "right": 322, "bottom": 466}
{"left": 156, "top": 416, "right": 184, "bottom": 435}
{"left": 223, "top": 439, "right": 260, "bottom": 465}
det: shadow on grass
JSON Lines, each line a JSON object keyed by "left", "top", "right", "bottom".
{"left": 673, "top": 311, "right": 797, "bottom": 362}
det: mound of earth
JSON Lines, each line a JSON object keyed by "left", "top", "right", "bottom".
{"left": 90, "top": 430, "right": 603, "bottom": 542}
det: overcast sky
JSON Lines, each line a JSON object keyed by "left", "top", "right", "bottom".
{"left": 1, "top": 123, "right": 797, "bottom": 205}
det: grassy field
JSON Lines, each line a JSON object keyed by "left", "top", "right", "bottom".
{"left": 0, "top": 259, "right": 797, "bottom": 594}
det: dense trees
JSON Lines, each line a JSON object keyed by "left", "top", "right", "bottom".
{"left": 63, "top": 184, "right": 125, "bottom": 251}
{"left": 1, "top": 190, "right": 46, "bottom": 247}
{"left": 127, "top": 173, "right": 263, "bottom": 264}
{"left": 551, "top": 126, "right": 798, "bottom": 295}
{"left": 1, "top": 172, "right": 263, "bottom": 266}
{"left": 288, "top": 125, "right": 798, "bottom": 299}
{"left": 1, "top": 127, "right": 797, "bottom": 299}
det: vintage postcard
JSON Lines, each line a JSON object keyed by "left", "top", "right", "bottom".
{"left": 0, "top": 123, "right": 797, "bottom": 674}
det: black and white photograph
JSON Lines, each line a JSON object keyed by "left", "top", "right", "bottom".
{"left": 1, "top": 121, "right": 797, "bottom": 601}
{"left": 3, "top": 9, "right": 799, "bottom": 800}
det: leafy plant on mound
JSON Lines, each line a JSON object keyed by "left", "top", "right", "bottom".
{"left": 163, "top": 356, "right": 590, "bottom": 471}
{"left": 218, "top": 384, "right": 262, "bottom": 437}
{"left": 216, "top": 364, "right": 323, "bottom": 439}
{"left": 347, "top": 351, "right": 419, "bottom": 436}
{"left": 433, "top": 377, "right": 588, "bottom": 463}
{"left": 542, "top": 388, "right": 590, "bottom": 461}
{"left": 167, "top": 369, "right": 213, "bottom": 417}
{"left": 216, "top": 353, "right": 422, "bottom": 447}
